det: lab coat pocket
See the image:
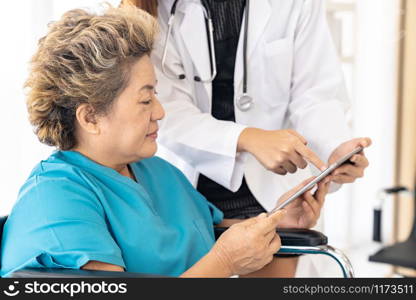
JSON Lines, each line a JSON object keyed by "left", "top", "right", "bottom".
{"left": 193, "top": 218, "right": 214, "bottom": 250}
{"left": 262, "top": 38, "right": 293, "bottom": 108}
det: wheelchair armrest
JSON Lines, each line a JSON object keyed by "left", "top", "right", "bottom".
{"left": 277, "top": 228, "right": 328, "bottom": 246}
{"left": 214, "top": 227, "right": 328, "bottom": 247}
{"left": 10, "top": 268, "right": 167, "bottom": 278}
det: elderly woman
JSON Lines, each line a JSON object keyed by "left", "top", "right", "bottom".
{"left": 0, "top": 6, "right": 329, "bottom": 278}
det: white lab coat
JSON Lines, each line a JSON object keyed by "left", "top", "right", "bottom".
{"left": 152, "top": 0, "right": 352, "bottom": 213}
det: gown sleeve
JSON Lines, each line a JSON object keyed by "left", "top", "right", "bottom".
{"left": 1, "top": 176, "right": 125, "bottom": 277}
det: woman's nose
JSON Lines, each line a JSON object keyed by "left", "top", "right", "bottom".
{"left": 152, "top": 97, "right": 165, "bottom": 121}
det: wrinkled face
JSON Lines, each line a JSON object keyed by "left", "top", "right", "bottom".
{"left": 96, "top": 55, "right": 165, "bottom": 163}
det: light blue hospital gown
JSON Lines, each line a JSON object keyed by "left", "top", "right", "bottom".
{"left": 0, "top": 151, "right": 223, "bottom": 277}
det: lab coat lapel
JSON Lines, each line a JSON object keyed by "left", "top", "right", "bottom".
{"left": 178, "top": 1, "right": 212, "bottom": 100}
{"left": 235, "top": 0, "right": 271, "bottom": 90}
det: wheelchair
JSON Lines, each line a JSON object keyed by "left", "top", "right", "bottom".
{"left": 369, "top": 185, "right": 416, "bottom": 274}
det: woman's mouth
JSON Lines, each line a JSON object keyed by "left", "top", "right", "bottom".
{"left": 146, "top": 130, "right": 158, "bottom": 139}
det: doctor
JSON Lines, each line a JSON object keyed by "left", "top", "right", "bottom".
{"left": 127, "top": 0, "right": 371, "bottom": 275}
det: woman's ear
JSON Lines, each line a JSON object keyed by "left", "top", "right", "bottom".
{"left": 75, "top": 103, "right": 100, "bottom": 135}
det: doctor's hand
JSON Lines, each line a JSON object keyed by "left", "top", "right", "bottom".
{"left": 238, "top": 128, "right": 327, "bottom": 175}
{"left": 273, "top": 177, "right": 330, "bottom": 229}
{"left": 211, "top": 211, "right": 285, "bottom": 276}
{"left": 328, "top": 137, "right": 371, "bottom": 184}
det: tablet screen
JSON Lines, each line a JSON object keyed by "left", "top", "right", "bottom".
{"left": 268, "top": 146, "right": 364, "bottom": 214}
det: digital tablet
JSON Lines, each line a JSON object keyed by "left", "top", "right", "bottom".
{"left": 268, "top": 146, "right": 364, "bottom": 215}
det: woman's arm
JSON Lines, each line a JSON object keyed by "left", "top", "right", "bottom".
{"left": 81, "top": 252, "right": 231, "bottom": 277}
{"left": 82, "top": 253, "right": 232, "bottom": 277}
{"left": 81, "top": 212, "right": 286, "bottom": 278}
{"left": 183, "top": 212, "right": 285, "bottom": 277}
{"left": 179, "top": 250, "right": 233, "bottom": 278}
{"left": 81, "top": 254, "right": 296, "bottom": 278}
{"left": 82, "top": 261, "right": 124, "bottom": 272}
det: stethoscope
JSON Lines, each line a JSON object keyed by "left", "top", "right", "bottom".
{"left": 161, "top": 0, "right": 254, "bottom": 111}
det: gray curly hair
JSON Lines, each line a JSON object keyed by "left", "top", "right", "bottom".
{"left": 25, "top": 5, "right": 158, "bottom": 150}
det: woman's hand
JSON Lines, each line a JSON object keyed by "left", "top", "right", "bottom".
{"left": 210, "top": 211, "right": 286, "bottom": 276}
{"left": 238, "top": 128, "right": 326, "bottom": 175}
{"left": 274, "top": 177, "right": 331, "bottom": 229}
{"left": 328, "top": 137, "right": 371, "bottom": 184}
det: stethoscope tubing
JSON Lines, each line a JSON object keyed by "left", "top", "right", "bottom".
{"left": 161, "top": 0, "right": 253, "bottom": 110}
{"left": 162, "top": 0, "right": 217, "bottom": 83}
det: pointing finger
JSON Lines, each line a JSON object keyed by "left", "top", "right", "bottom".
{"left": 295, "top": 143, "right": 327, "bottom": 171}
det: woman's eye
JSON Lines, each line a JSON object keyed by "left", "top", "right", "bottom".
{"left": 141, "top": 99, "right": 152, "bottom": 105}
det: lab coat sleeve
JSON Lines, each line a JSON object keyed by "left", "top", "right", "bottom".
{"left": 288, "top": 0, "right": 353, "bottom": 165}
{"left": 151, "top": 18, "right": 247, "bottom": 192}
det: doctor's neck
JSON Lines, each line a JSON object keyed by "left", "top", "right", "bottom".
{"left": 122, "top": 0, "right": 158, "bottom": 17}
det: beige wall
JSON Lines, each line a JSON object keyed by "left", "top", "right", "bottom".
{"left": 395, "top": 0, "right": 416, "bottom": 276}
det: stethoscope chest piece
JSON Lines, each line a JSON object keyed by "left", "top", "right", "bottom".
{"left": 236, "top": 93, "right": 253, "bottom": 111}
